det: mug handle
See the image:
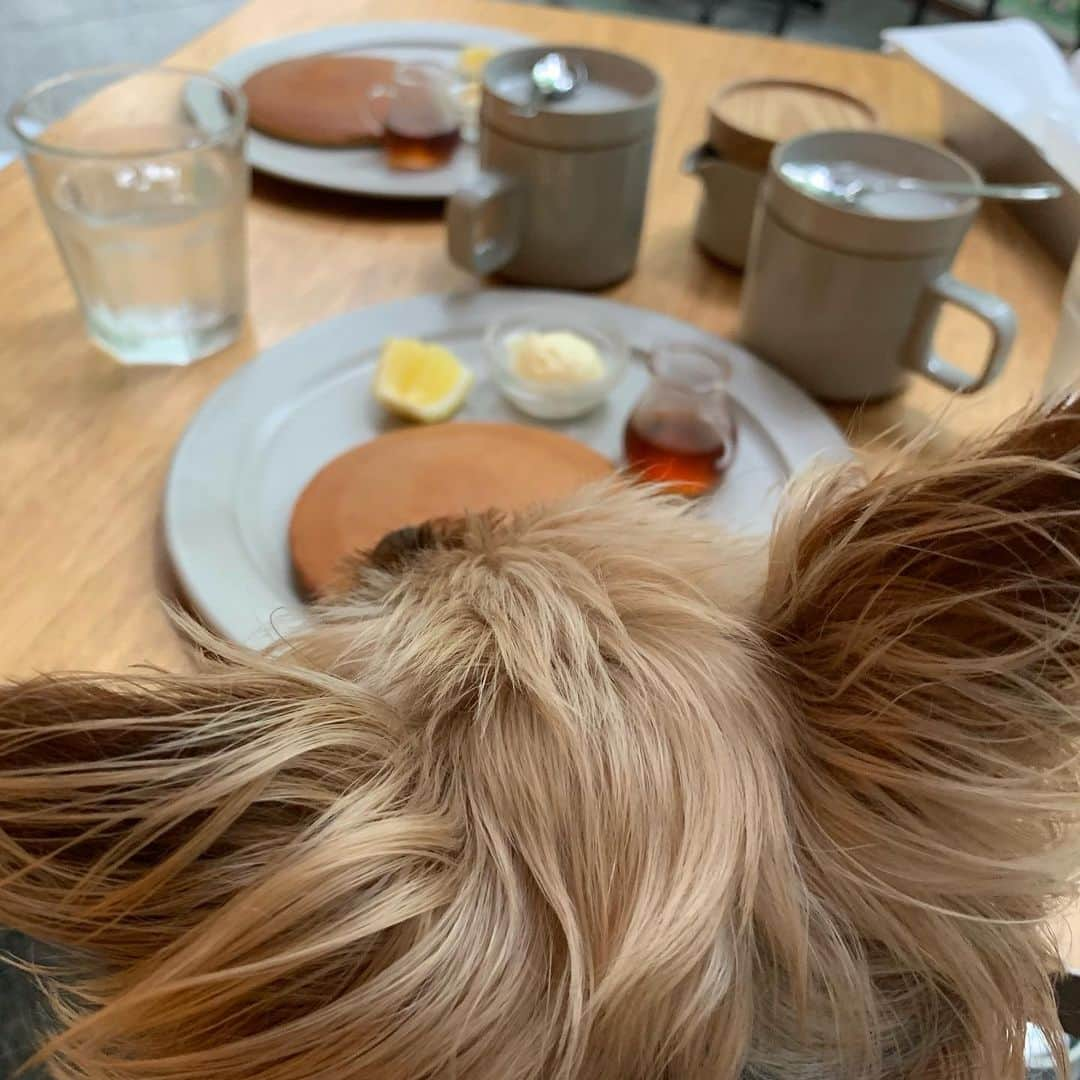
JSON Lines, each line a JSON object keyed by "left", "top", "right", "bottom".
{"left": 446, "top": 170, "right": 523, "bottom": 276}
{"left": 905, "top": 273, "right": 1017, "bottom": 394}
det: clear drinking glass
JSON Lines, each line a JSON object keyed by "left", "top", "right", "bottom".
{"left": 7, "top": 65, "right": 248, "bottom": 365}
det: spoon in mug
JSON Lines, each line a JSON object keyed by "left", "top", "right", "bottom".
{"left": 781, "top": 160, "right": 1063, "bottom": 207}
{"left": 516, "top": 51, "right": 586, "bottom": 117}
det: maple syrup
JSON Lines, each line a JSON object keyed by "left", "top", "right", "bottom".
{"left": 623, "top": 343, "right": 736, "bottom": 498}
{"left": 624, "top": 412, "right": 731, "bottom": 498}
{"left": 384, "top": 125, "right": 461, "bottom": 171}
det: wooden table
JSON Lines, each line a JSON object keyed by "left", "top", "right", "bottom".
{"left": 0, "top": 0, "right": 1073, "bottom": 956}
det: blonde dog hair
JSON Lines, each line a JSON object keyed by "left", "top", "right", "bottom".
{"left": 2, "top": 404, "right": 1080, "bottom": 1079}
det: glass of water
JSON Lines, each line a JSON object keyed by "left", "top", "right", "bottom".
{"left": 8, "top": 65, "right": 248, "bottom": 365}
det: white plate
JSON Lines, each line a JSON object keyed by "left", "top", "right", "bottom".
{"left": 188, "top": 22, "right": 533, "bottom": 198}
{"left": 165, "top": 290, "right": 853, "bottom": 648}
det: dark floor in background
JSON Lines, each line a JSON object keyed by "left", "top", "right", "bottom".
{"left": 570, "top": 0, "right": 946, "bottom": 45}
{"left": 1, "top": 932, "right": 46, "bottom": 1079}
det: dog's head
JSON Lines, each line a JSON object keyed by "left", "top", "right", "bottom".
{"left": 4, "top": 405, "right": 1080, "bottom": 1079}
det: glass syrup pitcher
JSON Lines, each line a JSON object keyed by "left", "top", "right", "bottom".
{"left": 624, "top": 343, "right": 736, "bottom": 497}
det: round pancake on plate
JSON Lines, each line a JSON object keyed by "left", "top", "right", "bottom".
{"left": 242, "top": 55, "right": 395, "bottom": 146}
{"left": 290, "top": 422, "right": 612, "bottom": 597}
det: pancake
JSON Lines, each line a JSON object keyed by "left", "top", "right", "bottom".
{"left": 289, "top": 422, "right": 612, "bottom": 597}
{"left": 243, "top": 55, "right": 395, "bottom": 147}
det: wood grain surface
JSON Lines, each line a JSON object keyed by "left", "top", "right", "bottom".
{"left": 0, "top": 0, "right": 1075, "bottom": 961}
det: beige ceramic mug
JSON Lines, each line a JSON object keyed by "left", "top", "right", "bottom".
{"left": 446, "top": 47, "right": 660, "bottom": 290}
{"left": 740, "top": 130, "right": 1017, "bottom": 402}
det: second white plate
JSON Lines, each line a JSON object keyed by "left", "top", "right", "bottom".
{"left": 165, "top": 289, "right": 853, "bottom": 648}
{"left": 189, "top": 22, "right": 533, "bottom": 198}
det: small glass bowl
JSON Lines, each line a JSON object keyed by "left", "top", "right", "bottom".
{"left": 485, "top": 310, "right": 628, "bottom": 420}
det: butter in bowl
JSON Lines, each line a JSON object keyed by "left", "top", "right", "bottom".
{"left": 486, "top": 310, "right": 627, "bottom": 419}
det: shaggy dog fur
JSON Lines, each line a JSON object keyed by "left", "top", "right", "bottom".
{"left": 2, "top": 403, "right": 1080, "bottom": 1079}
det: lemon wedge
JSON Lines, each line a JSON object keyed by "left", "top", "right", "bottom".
{"left": 373, "top": 338, "right": 474, "bottom": 423}
{"left": 458, "top": 45, "right": 497, "bottom": 80}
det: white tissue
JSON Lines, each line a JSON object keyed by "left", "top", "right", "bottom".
{"left": 882, "top": 18, "right": 1080, "bottom": 189}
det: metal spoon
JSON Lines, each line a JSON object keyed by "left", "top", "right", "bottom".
{"left": 781, "top": 160, "right": 1062, "bottom": 207}
{"left": 517, "top": 51, "right": 585, "bottom": 117}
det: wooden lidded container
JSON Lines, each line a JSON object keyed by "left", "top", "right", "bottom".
{"left": 708, "top": 79, "right": 877, "bottom": 169}
{"left": 686, "top": 78, "right": 877, "bottom": 269}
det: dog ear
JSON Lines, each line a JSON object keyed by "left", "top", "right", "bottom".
{"left": 761, "top": 399, "right": 1080, "bottom": 1076}
{"left": 0, "top": 637, "right": 458, "bottom": 1078}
